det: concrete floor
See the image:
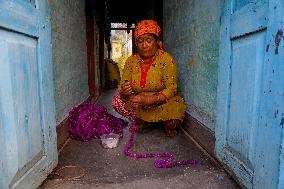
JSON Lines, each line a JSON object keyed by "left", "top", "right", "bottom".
{"left": 39, "top": 89, "right": 240, "bottom": 189}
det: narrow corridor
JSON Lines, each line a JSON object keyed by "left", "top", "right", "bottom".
{"left": 39, "top": 89, "right": 240, "bottom": 189}
{"left": 1, "top": 1, "right": 284, "bottom": 188}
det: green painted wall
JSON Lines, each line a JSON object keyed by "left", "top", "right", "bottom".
{"left": 49, "top": 0, "right": 89, "bottom": 124}
{"left": 163, "top": 0, "right": 221, "bottom": 131}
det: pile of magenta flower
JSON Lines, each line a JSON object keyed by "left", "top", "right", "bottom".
{"left": 67, "top": 103, "right": 127, "bottom": 141}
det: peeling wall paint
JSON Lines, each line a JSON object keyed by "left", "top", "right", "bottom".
{"left": 163, "top": 0, "right": 221, "bottom": 131}
{"left": 49, "top": 0, "right": 89, "bottom": 124}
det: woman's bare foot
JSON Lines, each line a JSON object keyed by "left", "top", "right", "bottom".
{"left": 165, "top": 128, "right": 178, "bottom": 137}
{"left": 164, "top": 119, "right": 181, "bottom": 137}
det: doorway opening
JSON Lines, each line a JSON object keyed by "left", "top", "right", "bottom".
{"left": 110, "top": 23, "right": 135, "bottom": 76}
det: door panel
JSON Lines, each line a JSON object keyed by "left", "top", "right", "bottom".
{"left": 231, "top": 3, "right": 268, "bottom": 38}
{"left": 1, "top": 30, "right": 43, "bottom": 186}
{"left": 0, "top": 1, "right": 57, "bottom": 189}
{"left": 216, "top": 0, "right": 284, "bottom": 188}
{"left": 227, "top": 31, "right": 265, "bottom": 171}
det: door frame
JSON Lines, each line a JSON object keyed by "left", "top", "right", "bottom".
{"left": 0, "top": 0, "right": 57, "bottom": 188}
{"left": 86, "top": 0, "right": 97, "bottom": 96}
{"left": 215, "top": 0, "right": 284, "bottom": 188}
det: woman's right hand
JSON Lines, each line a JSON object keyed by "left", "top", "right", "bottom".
{"left": 121, "top": 81, "right": 134, "bottom": 97}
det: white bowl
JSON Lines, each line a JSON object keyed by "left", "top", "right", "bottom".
{"left": 100, "top": 133, "right": 120, "bottom": 149}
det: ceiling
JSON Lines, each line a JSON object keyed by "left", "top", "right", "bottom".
{"left": 107, "top": 0, "right": 152, "bottom": 23}
{"left": 89, "top": 0, "right": 162, "bottom": 24}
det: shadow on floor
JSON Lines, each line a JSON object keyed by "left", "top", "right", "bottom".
{"left": 39, "top": 89, "right": 240, "bottom": 189}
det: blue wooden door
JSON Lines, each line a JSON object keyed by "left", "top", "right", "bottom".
{"left": 216, "top": 0, "right": 284, "bottom": 188}
{"left": 0, "top": 1, "right": 57, "bottom": 189}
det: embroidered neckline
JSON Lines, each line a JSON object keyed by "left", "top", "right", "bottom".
{"left": 141, "top": 58, "right": 153, "bottom": 65}
{"left": 139, "top": 60, "right": 153, "bottom": 88}
{"left": 137, "top": 49, "right": 161, "bottom": 89}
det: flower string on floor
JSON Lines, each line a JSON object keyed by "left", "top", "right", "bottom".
{"left": 124, "top": 109, "right": 199, "bottom": 168}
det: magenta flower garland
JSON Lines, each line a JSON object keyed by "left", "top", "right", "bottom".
{"left": 68, "top": 103, "right": 127, "bottom": 141}
{"left": 68, "top": 103, "right": 198, "bottom": 168}
{"left": 124, "top": 109, "right": 199, "bottom": 168}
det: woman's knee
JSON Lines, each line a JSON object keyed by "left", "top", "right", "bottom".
{"left": 112, "top": 95, "right": 122, "bottom": 109}
{"left": 112, "top": 95, "right": 129, "bottom": 116}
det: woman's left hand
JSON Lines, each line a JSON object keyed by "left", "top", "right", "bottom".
{"left": 129, "top": 95, "right": 144, "bottom": 108}
{"left": 129, "top": 94, "right": 159, "bottom": 108}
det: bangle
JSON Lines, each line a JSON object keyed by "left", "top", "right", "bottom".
{"left": 156, "top": 94, "right": 162, "bottom": 103}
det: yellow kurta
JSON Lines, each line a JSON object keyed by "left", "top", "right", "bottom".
{"left": 118, "top": 49, "right": 186, "bottom": 122}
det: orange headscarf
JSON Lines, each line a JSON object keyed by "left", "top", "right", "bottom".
{"left": 134, "top": 20, "right": 163, "bottom": 49}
